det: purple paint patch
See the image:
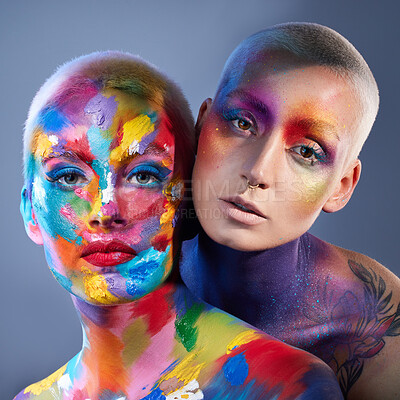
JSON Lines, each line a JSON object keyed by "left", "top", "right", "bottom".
{"left": 138, "top": 129, "right": 158, "bottom": 154}
{"left": 84, "top": 94, "right": 118, "bottom": 130}
{"left": 13, "top": 390, "right": 31, "bottom": 400}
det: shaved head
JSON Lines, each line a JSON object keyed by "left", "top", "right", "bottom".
{"left": 217, "top": 23, "right": 379, "bottom": 161}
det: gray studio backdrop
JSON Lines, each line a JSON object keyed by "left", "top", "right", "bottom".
{"left": 1, "top": 0, "right": 399, "bottom": 397}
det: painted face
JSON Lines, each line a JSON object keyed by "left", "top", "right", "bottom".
{"left": 193, "top": 54, "right": 361, "bottom": 251}
{"left": 25, "top": 89, "right": 183, "bottom": 304}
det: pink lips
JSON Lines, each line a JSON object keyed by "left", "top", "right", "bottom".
{"left": 219, "top": 196, "right": 267, "bottom": 226}
{"left": 81, "top": 240, "right": 137, "bottom": 267}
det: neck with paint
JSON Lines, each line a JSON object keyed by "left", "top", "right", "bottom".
{"left": 70, "top": 282, "right": 192, "bottom": 397}
{"left": 181, "top": 230, "right": 309, "bottom": 323}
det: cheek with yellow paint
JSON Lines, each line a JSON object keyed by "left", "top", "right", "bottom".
{"left": 283, "top": 172, "right": 331, "bottom": 205}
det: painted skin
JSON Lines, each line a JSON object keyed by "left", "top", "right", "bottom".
{"left": 192, "top": 53, "right": 361, "bottom": 252}
{"left": 16, "top": 82, "right": 343, "bottom": 399}
{"left": 185, "top": 52, "right": 400, "bottom": 399}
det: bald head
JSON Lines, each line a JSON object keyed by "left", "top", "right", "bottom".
{"left": 24, "top": 51, "right": 195, "bottom": 184}
{"left": 217, "top": 23, "right": 379, "bottom": 160}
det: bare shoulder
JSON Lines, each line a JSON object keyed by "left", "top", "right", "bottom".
{"left": 13, "top": 363, "right": 69, "bottom": 399}
{"left": 307, "top": 234, "right": 400, "bottom": 399}
{"left": 202, "top": 307, "right": 343, "bottom": 399}
{"left": 336, "top": 245, "right": 400, "bottom": 290}
{"left": 308, "top": 234, "right": 400, "bottom": 297}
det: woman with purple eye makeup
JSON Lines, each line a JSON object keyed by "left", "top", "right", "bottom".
{"left": 181, "top": 22, "right": 400, "bottom": 399}
{"left": 15, "top": 51, "right": 342, "bottom": 399}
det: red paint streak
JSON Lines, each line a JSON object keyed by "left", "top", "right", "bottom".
{"left": 154, "top": 114, "right": 176, "bottom": 151}
{"left": 217, "top": 338, "right": 317, "bottom": 398}
{"left": 284, "top": 121, "right": 309, "bottom": 144}
{"left": 129, "top": 284, "right": 173, "bottom": 336}
{"left": 151, "top": 233, "right": 170, "bottom": 252}
{"left": 60, "top": 133, "right": 94, "bottom": 165}
{"left": 116, "top": 119, "right": 124, "bottom": 146}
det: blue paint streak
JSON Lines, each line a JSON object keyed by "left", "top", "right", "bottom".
{"left": 50, "top": 267, "right": 73, "bottom": 292}
{"left": 65, "top": 352, "right": 83, "bottom": 385}
{"left": 118, "top": 246, "right": 169, "bottom": 298}
{"left": 298, "top": 366, "right": 344, "bottom": 399}
{"left": 140, "top": 387, "right": 166, "bottom": 400}
{"left": 203, "top": 369, "right": 272, "bottom": 399}
{"left": 87, "top": 125, "right": 113, "bottom": 161}
{"left": 39, "top": 106, "right": 70, "bottom": 132}
{"left": 223, "top": 352, "right": 249, "bottom": 386}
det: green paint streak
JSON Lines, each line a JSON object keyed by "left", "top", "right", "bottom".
{"left": 175, "top": 303, "right": 204, "bottom": 352}
{"left": 69, "top": 195, "right": 91, "bottom": 215}
{"left": 122, "top": 319, "right": 150, "bottom": 368}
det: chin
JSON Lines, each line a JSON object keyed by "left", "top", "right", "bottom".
{"left": 206, "top": 229, "right": 261, "bottom": 252}
{"left": 207, "top": 226, "right": 297, "bottom": 252}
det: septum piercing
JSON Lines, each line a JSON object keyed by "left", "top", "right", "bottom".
{"left": 247, "top": 179, "right": 260, "bottom": 190}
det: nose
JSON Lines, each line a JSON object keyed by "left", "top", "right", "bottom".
{"left": 88, "top": 202, "right": 127, "bottom": 230}
{"left": 241, "top": 134, "right": 280, "bottom": 190}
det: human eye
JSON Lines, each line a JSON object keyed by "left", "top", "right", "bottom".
{"left": 46, "top": 167, "right": 88, "bottom": 187}
{"left": 291, "top": 142, "right": 327, "bottom": 166}
{"left": 126, "top": 164, "right": 171, "bottom": 188}
{"left": 222, "top": 109, "right": 257, "bottom": 135}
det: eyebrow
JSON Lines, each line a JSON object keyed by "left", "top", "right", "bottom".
{"left": 117, "top": 141, "right": 173, "bottom": 164}
{"left": 295, "top": 118, "right": 341, "bottom": 142}
{"left": 42, "top": 150, "right": 94, "bottom": 165}
{"left": 226, "top": 89, "right": 341, "bottom": 142}
{"left": 226, "top": 89, "right": 270, "bottom": 117}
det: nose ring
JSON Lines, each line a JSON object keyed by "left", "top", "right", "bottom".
{"left": 247, "top": 179, "right": 260, "bottom": 190}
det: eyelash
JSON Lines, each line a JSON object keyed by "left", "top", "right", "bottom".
{"left": 46, "top": 167, "right": 88, "bottom": 187}
{"left": 126, "top": 164, "right": 168, "bottom": 188}
{"left": 290, "top": 142, "right": 327, "bottom": 165}
{"left": 222, "top": 109, "right": 257, "bottom": 135}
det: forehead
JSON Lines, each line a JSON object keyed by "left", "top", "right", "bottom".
{"left": 220, "top": 54, "right": 361, "bottom": 134}
{"left": 30, "top": 89, "right": 175, "bottom": 164}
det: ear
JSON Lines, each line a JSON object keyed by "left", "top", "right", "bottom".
{"left": 194, "top": 98, "right": 213, "bottom": 145}
{"left": 323, "top": 159, "right": 362, "bottom": 213}
{"left": 20, "top": 187, "right": 43, "bottom": 245}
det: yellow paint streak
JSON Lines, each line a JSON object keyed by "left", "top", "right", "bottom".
{"left": 160, "top": 201, "right": 176, "bottom": 226}
{"left": 226, "top": 330, "right": 263, "bottom": 353}
{"left": 34, "top": 132, "right": 54, "bottom": 159}
{"left": 110, "top": 114, "right": 154, "bottom": 162}
{"left": 24, "top": 364, "right": 67, "bottom": 395}
{"left": 82, "top": 267, "right": 119, "bottom": 304}
{"left": 184, "top": 311, "right": 259, "bottom": 366}
{"left": 91, "top": 189, "right": 103, "bottom": 217}
{"left": 162, "top": 353, "right": 205, "bottom": 387}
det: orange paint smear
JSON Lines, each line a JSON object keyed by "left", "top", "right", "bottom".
{"left": 83, "top": 324, "right": 128, "bottom": 393}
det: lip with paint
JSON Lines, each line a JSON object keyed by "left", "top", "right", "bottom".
{"left": 218, "top": 196, "right": 268, "bottom": 226}
{"left": 81, "top": 240, "right": 137, "bottom": 267}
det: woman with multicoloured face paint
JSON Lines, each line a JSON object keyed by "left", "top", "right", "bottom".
{"left": 180, "top": 23, "right": 400, "bottom": 399}
{"left": 15, "top": 52, "right": 343, "bottom": 399}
